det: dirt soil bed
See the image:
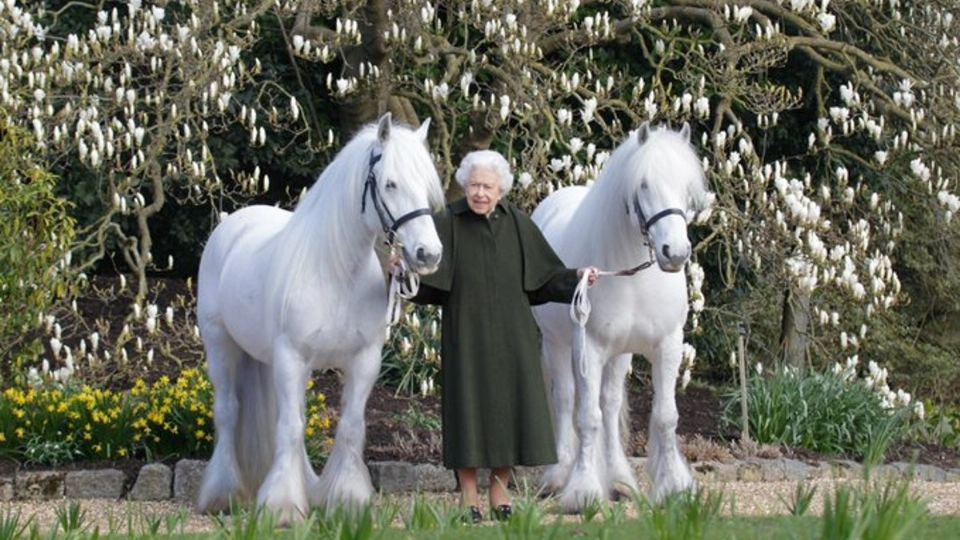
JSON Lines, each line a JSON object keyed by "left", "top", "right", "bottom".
{"left": 313, "top": 370, "right": 960, "bottom": 470}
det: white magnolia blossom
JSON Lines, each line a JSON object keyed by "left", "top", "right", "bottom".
{"left": 914, "top": 401, "right": 925, "bottom": 421}
{"left": 581, "top": 97, "right": 597, "bottom": 124}
{"left": 687, "top": 262, "right": 706, "bottom": 313}
{"left": 499, "top": 94, "right": 511, "bottom": 120}
{"left": 910, "top": 158, "right": 931, "bottom": 181}
{"left": 733, "top": 7, "right": 753, "bottom": 24}
{"left": 939, "top": 191, "right": 960, "bottom": 223}
{"left": 817, "top": 12, "right": 836, "bottom": 33}
{"left": 694, "top": 96, "right": 710, "bottom": 118}
{"left": 568, "top": 137, "right": 584, "bottom": 154}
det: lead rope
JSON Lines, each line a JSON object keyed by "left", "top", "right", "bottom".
{"left": 386, "top": 245, "right": 421, "bottom": 329}
{"left": 570, "top": 271, "right": 593, "bottom": 379}
{"left": 569, "top": 247, "right": 657, "bottom": 377}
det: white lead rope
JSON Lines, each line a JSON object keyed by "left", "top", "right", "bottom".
{"left": 386, "top": 248, "right": 421, "bottom": 329}
{"left": 570, "top": 271, "right": 594, "bottom": 379}
{"left": 569, "top": 259, "right": 656, "bottom": 377}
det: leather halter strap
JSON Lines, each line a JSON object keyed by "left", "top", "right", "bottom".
{"left": 632, "top": 192, "right": 685, "bottom": 234}
{"left": 361, "top": 151, "right": 432, "bottom": 244}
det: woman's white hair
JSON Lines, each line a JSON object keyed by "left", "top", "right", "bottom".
{"left": 455, "top": 150, "right": 514, "bottom": 194}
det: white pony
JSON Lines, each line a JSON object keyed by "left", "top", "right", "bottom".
{"left": 532, "top": 123, "right": 710, "bottom": 512}
{"left": 196, "top": 114, "right": 444, "bottom": 523}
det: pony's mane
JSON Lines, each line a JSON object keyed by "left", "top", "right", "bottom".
{"left": 570, "top": 125, "right": 708, "bottom": 266}
{"left": 264, "top": 122, "right": 443, "bottom": 331}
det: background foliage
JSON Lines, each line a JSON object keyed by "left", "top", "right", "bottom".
{"left": 0, "top": 1, "right": 957, "bottom": 428}
{"left": 0, "top": 117, "right": 77, "bottom": 382}
{"left": 721, "top": 366, "right": 913, "bottom": 463}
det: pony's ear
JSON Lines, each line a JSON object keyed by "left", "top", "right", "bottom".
{"left": 637, "top": 122, "right": 651, "bottom": 144}
{"left": 416, "top": 117, "right": 432, "bottom": 143}
{"left": 680, "top": 122, "right": 691, "bottom": 141}
{"left": 377, "top": 112, "right": 393, "bottom": 143}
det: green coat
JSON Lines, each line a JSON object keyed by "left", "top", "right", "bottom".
{"left": 413, "top": 197, "right": 579, "bottom": 469}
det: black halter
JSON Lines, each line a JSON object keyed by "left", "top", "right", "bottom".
{"left": 632, "top": 191, "right": 685, "bottom": 236}
{"left": 361, "top": 151, "right": 432, "bottom": 245}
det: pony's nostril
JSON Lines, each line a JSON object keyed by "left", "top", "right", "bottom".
{"left": 662, "top": 244, "right": 671, "bottom": 260}
{"left": 416, "top": 247, "right": 427, "bottom": 262}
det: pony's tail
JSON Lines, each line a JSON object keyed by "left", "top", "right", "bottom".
{"left": 234, "top": 353, "right": 277, "bottom": 494}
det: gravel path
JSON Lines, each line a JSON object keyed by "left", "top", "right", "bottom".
{"left": 4, "top": 479, "right": 960, "bottom": 534}
{"left": 719, "top": 479, "right": 960, "bottom": 515}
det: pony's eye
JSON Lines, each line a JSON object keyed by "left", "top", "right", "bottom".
{"left": 385, "top": 180, "right": 398, "bottom": 190}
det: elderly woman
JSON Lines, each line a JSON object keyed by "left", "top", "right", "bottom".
{"left": 411, "top": 150, "right": 597, "bottom": 522}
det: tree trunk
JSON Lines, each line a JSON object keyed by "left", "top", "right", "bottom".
{"left": 779, "top": 287, "right": 811, "bottom": 372}
{"left": 339, "top": 0, "right": 417, "bottom": 134}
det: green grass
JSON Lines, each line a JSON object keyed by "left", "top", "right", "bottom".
{"left": 0, "top": 478, "right": 956, "bottom": 539}
{"left": 29, "top": 516, "right": 958, "bottom": 540}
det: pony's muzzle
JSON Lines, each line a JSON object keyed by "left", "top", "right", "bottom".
{"left": 658, "top": 242, "right": 690, "bottom": 273}
{"left": 410, "top": 245, "right": 442, "bottom": 273}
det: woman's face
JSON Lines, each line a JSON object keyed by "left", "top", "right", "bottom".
{"left": 465, "top": 167, "right": 504, "bottom": 216}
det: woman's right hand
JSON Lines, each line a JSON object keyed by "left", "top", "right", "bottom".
{"left": 578, "top": 267, "right": 600, "bottom": 287}
{"left": 388, "top": 252, "right": 403, "bottom": 273}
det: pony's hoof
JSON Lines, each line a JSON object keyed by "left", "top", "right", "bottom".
{"left": 260, "top": 501, "right": 308, "bottom": 527}
{"left": 257, "top": 482, "right": 309, "bottom": 526}
{"left": 607, "top": 474, "right": 640, "bottom": 501}
{"left": 537, "top": 478, "right": 565, "bottom": 499}
{"left": 650, "top": 476, "right": 697, "bottom": 504}
{"left": 196, "top": 493, "right": 241, "bottom": 515}
{"left": 197, "top": 475, "right": 249, "bottom": 514}
{"left": 312, "top": 482, "right": 373, "bottom": 512}
{"left": 539, "top": 465, "right": 571, "bottom": 497}
{"left": 609, "top": 481, "right": 639, "bottom": 502}
{"left": 558, "top": 482, "right": 605, "bottom": 514}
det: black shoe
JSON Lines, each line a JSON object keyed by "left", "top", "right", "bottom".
{"left": 467, "top": 505, "right": 483, "bottom": 524}
{"left": 493, "top": 504, "right": 512, "bottom": 521}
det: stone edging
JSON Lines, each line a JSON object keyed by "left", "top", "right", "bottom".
{"left": 3, "top": 457, "right": 958, "bottom": 503}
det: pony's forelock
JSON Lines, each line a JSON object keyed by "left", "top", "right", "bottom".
{"left": 380, "top": 124, "right": 445, "bottom": 210}
{"left": 568, "top": 124, "right": 708, "bottom": 265}
{"left": 625, "top": 126, "right": 707, "bottom": 209}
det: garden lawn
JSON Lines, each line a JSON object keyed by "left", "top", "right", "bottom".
{"left": 2, "top": 478, "right": 958, "bottom": 540}
{"left": 7, "top": 515, "right": 960, "bottom": 540}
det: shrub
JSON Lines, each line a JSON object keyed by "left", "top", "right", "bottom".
{"left": 129, "top": 369, "right": 215, "bottom": 460}
{"left": 0, "top": 367, "right": 334, "bottom": 465}
{"left": 0, "top": 384, "right": 138, "bottom": 462}
{"left": 722, "top": 367, "right": 912, "bottom": 461}
{"left": 30, "top": 276, "right": 206, "bottom": 393}
{"left": 0, "top": 118, "right": 77, "bottom": 382}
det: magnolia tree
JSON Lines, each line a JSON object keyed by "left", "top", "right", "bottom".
{"left": 2, "top": 1, "right": 959, "bottom": 397}
{"left": 0, "top": 0, "right": 340, "bottom": 384}
{"left": 0, "top": 0, "right": 328, "bottom": 299}
{"left": 285, "top": 0, "right": 960, "bottom": 393}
